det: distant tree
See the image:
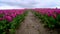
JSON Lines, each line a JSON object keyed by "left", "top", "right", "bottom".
{"left": 56, "top": 7, "right": 57, "bottom": 9}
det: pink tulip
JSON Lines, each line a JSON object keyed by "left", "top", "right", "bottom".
{"left": 4, "top": 16, "right": 12, "bottom": 22}
{"left": 10, "top": 13, "right": 16, "bottom": 18}
{"left": 52, "top": 14, "right": 56, "bottom": 19}
{"left": 0, "top": 18, "right": 3, "bottom": 21}
{"left": 0, "top": 9, "right": 25, "bottom": 22}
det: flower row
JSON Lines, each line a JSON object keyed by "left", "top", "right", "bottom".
{"left": 0, "top": 9, "right": 27, "bottom": 34}
{"left": 33, "top": 8, "right": 60, "bottom": 29}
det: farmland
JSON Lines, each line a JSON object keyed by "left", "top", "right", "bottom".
{"left": 0, "top": 8, "right": 60, "bottom": 34}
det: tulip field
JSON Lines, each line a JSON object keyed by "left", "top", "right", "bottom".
{"left": 33, "top": 8, "right": 60, "bottom": 30}
{"left": 0, "top": 9, "right": 28, "bottom": 34}
{"left": 0, "top": 8, "right": 60, "bottom": 34}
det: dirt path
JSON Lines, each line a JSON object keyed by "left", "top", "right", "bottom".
{"left": 16, "top": 11, "right": 41, "bottom": 34}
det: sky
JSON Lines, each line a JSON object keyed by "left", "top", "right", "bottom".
{"left": 0, "top": 0, "right": 60, "bottom": 9}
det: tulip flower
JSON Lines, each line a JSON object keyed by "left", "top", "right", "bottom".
{"left": 0, "top": 18, "right": 3, "bottom": 21}
{"left": 52, "top": 14, "right": 56, "bottom": 19}
{"left": 4, "top": 16, "right": 12, "bottom": 22}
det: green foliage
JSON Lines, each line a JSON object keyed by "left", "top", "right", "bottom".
{"left": 34, "top": 11, "right": 60, "bottom": 29}
{"left": 56, "top": 14, "right": 60, "bottom": 22}
{"left": 0, "top": 11, "right": 28, "bottom": 34}
{"left": 0, "top": 14, "right": 4, "bottom": 18}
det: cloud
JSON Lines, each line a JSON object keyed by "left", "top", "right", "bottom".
{"left": 0, "top": 0, "right": 60, "bottom": 9}
{"left": 1, "top": 6, "right": 21, "bottom": 8}
{"left": 0, "top": 0, "right": 37, "bottom": 8}
{"left": 34, "top": 0, "right": 57, "bottom": 8}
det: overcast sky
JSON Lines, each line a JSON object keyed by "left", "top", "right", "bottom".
{"left": 0, "top": 0, "right": 60, "bottom": 9}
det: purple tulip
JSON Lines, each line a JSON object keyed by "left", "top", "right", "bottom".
{"left": 10, "top": 13, "right": 16, "bottom": 18}
{"left": 0, "top": 18, "right": 3, "bottom": 21}
{"left": 4, "top": 16, "right": 12, "bottom": 22}
{"left": 0, "top": 9, "right": 25, "bottom": 22}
